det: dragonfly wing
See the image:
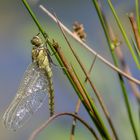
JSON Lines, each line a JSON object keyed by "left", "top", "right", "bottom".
{"left": 3, "top": 63, "right": 48, "bottom": 130}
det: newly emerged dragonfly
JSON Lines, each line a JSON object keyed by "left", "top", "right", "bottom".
{"left": 2, "top": 34, "right": 54, "bottom": 131}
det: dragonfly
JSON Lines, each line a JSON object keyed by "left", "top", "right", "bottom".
{"left": 2, "top": 34, "right": 54, "bottom": 131}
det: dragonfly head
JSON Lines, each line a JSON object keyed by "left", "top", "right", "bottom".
{"left": 31, "top": 35, "right": 43, "bottom": 47}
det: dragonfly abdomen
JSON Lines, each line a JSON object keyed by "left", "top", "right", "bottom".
{"left": 39, "top": 52, "right": 55, "bottom": 117}
{"left": 45, "top": 69, "right": 54, "bottom": 117}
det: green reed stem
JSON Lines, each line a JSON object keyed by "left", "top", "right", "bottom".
{"left": 131, "top": 38, "right": 140, "bottom": 61}
{"left": 107, "top": 0, "right": 140, "bottom": 69}
{"left": 91, "top": 0, "right": 139, "bottom": 140}
{"left": 71, "top": 65, "right": 112, "bottom": 140}
{"left": 22, "top": 0, "right": 47, "bottom": 38}
{"left": 135, "top": 0, "right": 140, "bottom": 33}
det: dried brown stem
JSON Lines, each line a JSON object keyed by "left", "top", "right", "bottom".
{"left": 39, "top": 5, "right": 140, "bottom": 85}
{"left": 52, "top": 41, "right": 112, "bottom": 139}
{"left": 85, "top": 54, "right": 97, "bottom": 82}
{"left": 69, "top": 44, "right": 95, "bottom": 140}
{"left": 70, "top": 99, "right": 81, "bottom": 140}
{"left": 53, "top": 12, "right": 117, "bottom": 140}
{"left": 129, "top": 13, "right": 140, "bottom": 52}
{"left": 29, "top": 112, "right": 99, "bottom": 140}
{"left": 52, "top": 41, "right": 92, "bottom": 112}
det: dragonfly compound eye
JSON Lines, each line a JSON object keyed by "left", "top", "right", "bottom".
{"left": 31, "top": 36, "right": 43, "bottom": 47}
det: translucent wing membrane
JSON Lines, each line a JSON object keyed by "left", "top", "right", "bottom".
{"left": 3, "top": 63, "right": 48, "bottom": 131}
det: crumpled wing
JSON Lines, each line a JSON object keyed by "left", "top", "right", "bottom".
{"left": 3, "top": 63, "right": 48, "bottom": 131}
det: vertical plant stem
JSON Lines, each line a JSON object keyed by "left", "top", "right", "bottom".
{"left": 131, "top": 38, "right": 140, "bottom": 59}
{"left": 108, "top": 22, "right": 140, "bottom": 140}
{"left": 53, "top": 42, "right": 112, "bottom": 140}
{"left": 69, "top": 56, "right": 96, "bottom": 140}
{"left": 91, "top": 0, "right": 139, "bottom": 140}
{"left": 22, "top": 0, "right": 47, "bottom": 38}
{"left": 70, "top": 99, "right": 81, "bottom": 140}
{"left": 54, "top": 11, "right": 116, "bottom": 140}
{"left": 119, "top": 75, "right": 139, "bottom": 140}
{"left": 135, "top": 0, "right": 140, "bottom": 33}
{"left": 107, "top": 0, "right": 140, "bottom": 69}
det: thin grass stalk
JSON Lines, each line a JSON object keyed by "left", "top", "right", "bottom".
{"left": 108, "top": 23, "right": 140, "bottom": 137}
{"left": 108, "top": 21, "right": 140, "bottom": 102}
{"left": 70, "top": 55, "right": 96, "bottom": 140}
{"left": 119, "top": 74, "right": 139, "bottom": 140}
{"left": 54, "top": 11, "right": 117, "bottom": 140}
{"left": 52, "top": 42, "right": 93, "bottom": 109}
{"left": 131, "top": 38, "right": 140, "bottom": 61}
{"left": 106, "top": 0, "right": 140, "bottom": 69}
{"left": 54, "top": 40, "right": 111, "bottom": 139}
{"left": 54, "top": 36, "right": 112, "bottom": 139}
{"left": 51, "top": 37, "right": 109, "bottom": 139}
{"left": 22, "top": 0, "right": 47, "bottom": 38}
{"left": 39, "top": 5, "right": 140, "bottom": 85}
{"left": 69, "top": 70, "right": 96, "bottom": 140}
{"left": 70, "top": 99, "right": 81, "bottom": 140}
{"left": 53, "top": 42, "right": 112, "bottom": 140}
{"left": 71, "top": 64, "right": 113, "bottom": 140}
{"left": 85, "top": 54, "right": 97, "bottom": 82}
{"left": 135, "top": 0, "right": 140, "bottom": 33}
{"left": 69, "top": 23, "right": 94, "bottom": 140}
{"left": 91, "top": 1, "right": 139, "bottom": 139}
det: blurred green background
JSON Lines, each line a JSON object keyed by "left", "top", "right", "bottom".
{"left": 0, "top": 0, "right": 139, "bottom": 140}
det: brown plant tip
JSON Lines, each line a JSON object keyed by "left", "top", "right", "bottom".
{"left": 73, "top": 21, "right": 87, "bottom": 41}
{"left": 129, "top": 12, "right": 140, "bottom": 52}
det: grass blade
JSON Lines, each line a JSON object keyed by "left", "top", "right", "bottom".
{"left": 135, "top": 0, "right": 140, "bottom": 33}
